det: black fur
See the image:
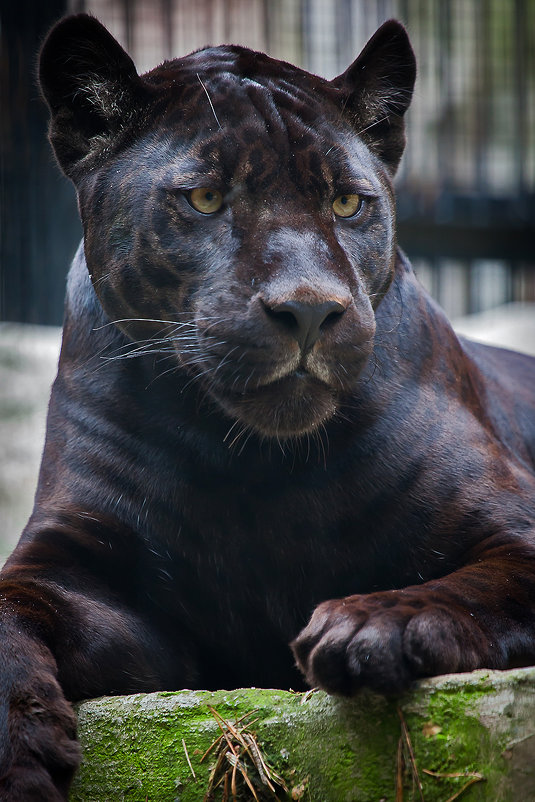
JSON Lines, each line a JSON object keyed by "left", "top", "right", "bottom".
{"left": 1, "top": 15, "right": 534, "bottom": 800}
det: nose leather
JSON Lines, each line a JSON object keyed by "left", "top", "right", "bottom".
{"left": 268, "top": 299, "right": 346, "bottom": 352}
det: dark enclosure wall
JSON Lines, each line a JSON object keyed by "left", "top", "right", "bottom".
{"left": 1, "top": 0, "right": 82, "bottom": 325}
{"left": 1, "top": 0, "right": 534, "bottom": 325}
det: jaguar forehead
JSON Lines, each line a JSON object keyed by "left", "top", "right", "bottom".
{"left": 145, "top": 45, "right": 342, "bottom": 140}
{"left": 147, "top": 94, "right": 381, "bottom": 203}
{"left": 144, "top": 44, "right": 331, "bottom": 98}
{"left": 134, "top": 45, "right": 394, "bottom": 202}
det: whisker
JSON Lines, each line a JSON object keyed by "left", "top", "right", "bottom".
{"left": 94, "top": 317, "right": 187, "bottom": 330}
{"left": 197, "top": 73, "right": 222, "bottom": 130}
{"left": 223, "top": 419, "right": 242, "bottom": 444}
{"left": 236, "top": 426, "right": 256, "bottom": 456}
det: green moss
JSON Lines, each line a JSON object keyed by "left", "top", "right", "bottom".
{"left": 72, "top": 689, "right": 400, "bottom": 801}
{"left": 71, "top": 669, "right": 535, "bottom": 802}
{"left": 396, "top": 670, "right": 535, "bottom": 801}
{"left": 400, "top": 693, "right": 490, "bottom": 800}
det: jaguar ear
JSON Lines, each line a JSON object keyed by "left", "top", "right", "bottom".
{"left": 331, "top": 20, "right": 416, "bottom": 174}
{"left": 39, "top": 14, "right": 149, "bottom": 182}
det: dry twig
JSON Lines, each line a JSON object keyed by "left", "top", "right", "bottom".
{"left": 396, "top": 708, "right": 485, "bottom": 802}
{"left": 397, "top": 707, "right": 425, "bottom": 802}
{"left": 182, "top": 737, "right": 197, "bottom": 780}
{"left": 396, "top": 735, "right": 405, "bottom": 802}
{"left": 422, "top": 768, "right": 485, "bottom": 801}
{"left": 201, "top": 706, "right": 288, "bottom": 801}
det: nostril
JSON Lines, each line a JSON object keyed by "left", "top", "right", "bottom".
{"left": 267, "top": 307, "right": 299, "bottom": 332}
{"left": 265, "top": 299, "right": 347, "bottom": 352}
{"left": 323, "top": 307, "right": 345, "bottom": 327}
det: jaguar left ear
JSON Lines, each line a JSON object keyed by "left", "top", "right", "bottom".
{"left": 39, "top": 14, "right": 150, "bottom": 182}
{"left": 331, "top": 20, "right": 416, "bottom": 174}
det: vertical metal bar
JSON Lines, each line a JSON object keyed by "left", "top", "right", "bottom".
{"left": 396, "top": 0, "right": 410, "bottom": 25}
{"left": 262, "top": 0, "right": 271, "bottom": 54}
{"left": 433, "top": 258, "right": 441, "bottom": 309}
{"left": 122, "top": 0, "right": 134, "bottom": 54}
{"left": 223, "top": 0, "right": 230, "bottom": 42}
{"left": 300, "top": 0, "right": 311, "bottom": 72}
{"left": 467, "top": 261, "right": 478, "bottom": 315}
{"left": 161, "top": 0, "right": 173, "bottom": 60}
{"left": 474, "top": 0, "right": 491, "bottom": 195}
{"left": 437, "top": 0, "right": 453, "bottom": 195}
{"left": 507, "top": 262, "right": 515, "bottom": 304}
{"left": 395, "top": 0, "right": 412, "bottom": 183}
{"left": 335, "top": 0, "right": 352, "bottom": 74}
{"left": 513, "top": 0, "right": 528, "bottom": 198}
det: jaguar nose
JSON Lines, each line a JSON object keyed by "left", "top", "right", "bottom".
{"left": 266, "top": 299, "right": 347, "bottom": 352}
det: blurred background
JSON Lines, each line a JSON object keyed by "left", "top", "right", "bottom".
{"left": 1, "top": 0, "right": 535, "bottom": 560}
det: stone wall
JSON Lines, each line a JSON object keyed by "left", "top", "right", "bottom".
{"left": 72, "top": 668, "right": 535, "bottom": 801}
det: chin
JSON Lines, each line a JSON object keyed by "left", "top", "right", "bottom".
{"left": 214, "top": 374, "right": 339, "bottom": 440}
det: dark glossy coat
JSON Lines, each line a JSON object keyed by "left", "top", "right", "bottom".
{"left": 1, "top": 15, "right": 534, "bottom": 800}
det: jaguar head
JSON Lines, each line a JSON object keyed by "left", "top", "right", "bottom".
{"left": 40, "top": 15, "right": 416, "bottom": 439}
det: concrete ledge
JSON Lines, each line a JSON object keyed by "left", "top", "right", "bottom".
{"left": 72, "top": 667, "right": 535, "bottom": 801}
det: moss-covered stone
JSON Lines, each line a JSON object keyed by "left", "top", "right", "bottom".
{"left": 71, "top": 667, "right": 535, "bottom": 801}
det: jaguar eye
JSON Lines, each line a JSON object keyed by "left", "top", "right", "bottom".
{"left": 189, "top": 188, "right": 223, "bottom": 214}
{"left": 332, "top": 193, "right": 362, "bottom": 218}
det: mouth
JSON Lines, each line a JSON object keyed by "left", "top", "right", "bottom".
{"left": 213, "top": 369, "right": 339, "bottom": 439}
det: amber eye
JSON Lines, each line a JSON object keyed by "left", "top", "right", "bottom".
{"left": 332, "top": 193, "right": 362, "bottom": 218}
{"left": 189, "top": 188, "right": 223, "bottom": 214}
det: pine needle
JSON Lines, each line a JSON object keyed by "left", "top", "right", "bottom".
{"left": 201, "top": 707, "right": 288, "bottom": 801}
{"left": 397, "top": 707, "right": 425, "bottom": 802}
{"left": 396, "top": 735, "right": 405, "bottom": 801}
{"left": 182, "top": 737, "right": 197, "bottom": 780}
{"left": 422, "top": 768, "right": 485, "bottom": 801}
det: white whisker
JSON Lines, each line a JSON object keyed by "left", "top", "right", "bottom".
{"left": 197, "top": 73, "right": 222, "bottom": 130}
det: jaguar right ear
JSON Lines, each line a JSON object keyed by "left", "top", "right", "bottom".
{"left": 39, "top": 14, "right": 150, "bottom": 182}
{"left": 331, "top": 20, "right": 416, "bottom": 174}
